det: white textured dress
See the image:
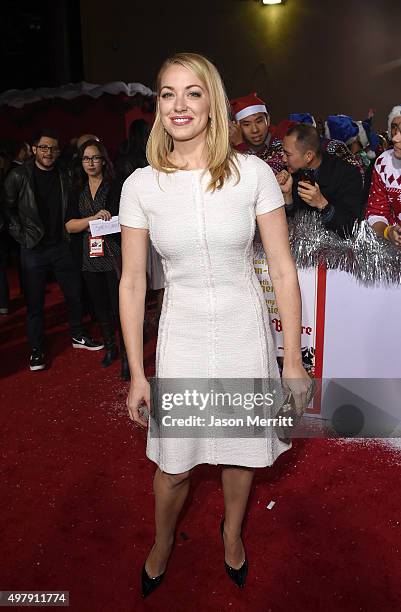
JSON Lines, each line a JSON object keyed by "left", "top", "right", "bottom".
{"left": 119, "top": 154, "right": 291, "bottom": 473}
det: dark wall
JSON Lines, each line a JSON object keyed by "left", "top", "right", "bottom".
{"left": 80, "top": 0, "right": 401, "bottom": 131}
{"left": 0, "top": 0, "right": 83, "bottom": 91}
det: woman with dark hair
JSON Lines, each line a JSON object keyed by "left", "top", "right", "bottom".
{"left": 115, "top": 119, "right": 150, "bottom": 183}
{"left": 65, "top": 139, "right": 129, "bottom": 380}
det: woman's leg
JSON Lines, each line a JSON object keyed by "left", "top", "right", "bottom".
{"left": 145, "top": 468, "right": 192, "bottom": 577}
{"left": 105, "top": 270, "right": 125, "bottom": 350}
{"left": 221, "top": 466, "right": 255, "bottom": 568}
{"left": 82, "top": 272, "right": 115, "bottom": 352}
{"left": 105, "top": 270, "right": 129, "bottom": 377}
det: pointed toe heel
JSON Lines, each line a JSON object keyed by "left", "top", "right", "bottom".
{"left": 220, "top": 519, "right": 248, "bottom": 588}
{"left": 224, "top": 557, "right": 248, "bottom": 589}
{"left": 141, "top": 563, "right": 165, "bottom": 598}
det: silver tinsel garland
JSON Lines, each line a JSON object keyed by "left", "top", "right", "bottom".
{"left": 254, "top": 211, "right": 401, "bottom": 286}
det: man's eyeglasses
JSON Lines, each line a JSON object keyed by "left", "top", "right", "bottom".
{"left": 36, "top": 145, "right": 60, "bottom": 153}
{"left": 82, "top": 155, "right": 103, "bottom": 164}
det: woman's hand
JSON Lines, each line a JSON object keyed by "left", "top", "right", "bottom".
{"left": 126, "top": 377, "right": 151, "bottom": 428}
{"left": 388, "top": 225, "right": 401, "bottom": 249}
{"left": 92, "top": 209, "right": 111, "bottom": 222}
{"left": 282, "top": 361, "right": 313, "bottom": 415}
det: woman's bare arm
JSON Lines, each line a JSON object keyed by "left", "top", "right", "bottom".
{"left": 257, "top": 206, "right": 302, "bottom": 368}
{"left": 119, "top": 225, "right": 149, "bottom": 380}
{"left": 65, "top": 217, "right": 93, "bottom": 233}
{"left": 257, "top": 206, "right": 310, "bottom": 407}
{"left": 65, "top": 209, "right": 112, "bottom": 234}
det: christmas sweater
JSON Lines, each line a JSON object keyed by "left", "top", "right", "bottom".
{"left": 235, "top": 137, "right": 286, "bottom": 175}
{"left": 366, "top": 149, "right": 401, "bottom": 227}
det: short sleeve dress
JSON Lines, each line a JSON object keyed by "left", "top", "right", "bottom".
{"left": 119, "top": 154, "right": 291, "bottom": 473}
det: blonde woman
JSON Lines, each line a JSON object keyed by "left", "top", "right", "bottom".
{"left": 119, "top": 53, "right": 310, "bottom": 597}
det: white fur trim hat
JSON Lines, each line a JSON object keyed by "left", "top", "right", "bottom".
{"left": 231, "top": 93, "right": 268, "bottom": 122}
{"left": 388, "top": 105, "right": 401, "bottom": 137}
{"left": 355, "top": 121, "right": 369, "bottom": 149}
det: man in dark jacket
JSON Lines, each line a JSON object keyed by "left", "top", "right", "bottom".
{"left": 277, "top": 124, "right": 363, "bottom": 237}
{"left": 2, "top": 129, "right": 103, "bottom": 371}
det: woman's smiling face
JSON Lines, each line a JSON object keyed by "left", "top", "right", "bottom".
{"left": 159, "top": 63, "right": 210, "bottom": 145}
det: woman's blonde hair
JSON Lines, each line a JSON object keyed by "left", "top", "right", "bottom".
{"left": 146, "top": 52, "right": 239, "bottom": 191}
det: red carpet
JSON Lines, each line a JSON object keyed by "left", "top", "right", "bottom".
{"left": 1, "top": 272, "right": 400, "bottom": 612}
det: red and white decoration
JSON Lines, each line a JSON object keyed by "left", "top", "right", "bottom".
{"left": 366, "top": 149, "right": 401, "bottom": 227}
{"left": 254, "top": 256, "right": 401, "bottom": 424}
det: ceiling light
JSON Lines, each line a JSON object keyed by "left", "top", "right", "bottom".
{"left": 262, "top": 0, "right": 285, "bottom": 5}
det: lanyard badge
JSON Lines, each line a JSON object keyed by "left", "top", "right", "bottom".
{"left": 88, "top": 236, "right": 104, "bottom": 257}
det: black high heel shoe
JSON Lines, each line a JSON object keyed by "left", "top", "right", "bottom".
{"left": 220, "top": 519, "right": 248, "bottom": 588}
{"left": 141, "top": 563, "right": 165, "bottom": 598}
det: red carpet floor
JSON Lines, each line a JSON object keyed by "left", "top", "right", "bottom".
{"left": 1, "top": 273, "right": 400, "bottom": 612}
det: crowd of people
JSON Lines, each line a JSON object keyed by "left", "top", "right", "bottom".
{"left": 0, "top": 123, "right": 153, "bottom": 378}
{"left": 1, "top": 93, "right": 400, "bottom": 377}
{"left": 229, "top": 93, "right": 401, "bottom": 241}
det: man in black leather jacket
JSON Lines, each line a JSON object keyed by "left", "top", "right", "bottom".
{"left": 276, "top": 124, "right": 363, "bottom": 238}
{"left": 2, "top": 129, "right": 103, "bottom": 370}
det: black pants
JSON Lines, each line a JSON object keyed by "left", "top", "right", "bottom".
{"left": 20, "top": 242, "right": 83, "bottom": 351}
{"left": 0, "top": 234, "right": 10, "bottom": 309}
{"left": 82, "top": 270, "right": 124, "bottom": 351}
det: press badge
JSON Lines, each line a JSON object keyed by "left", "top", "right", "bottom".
{"left": 89, "top": 236, "right": 104, "bottom": 257}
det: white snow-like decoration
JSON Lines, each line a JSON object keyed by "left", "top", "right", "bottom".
{"left": 0, "top": 81, "right": 155, "bottom": 109}
{"left": 335, "top": 438, "right": 401, "bottom": 461}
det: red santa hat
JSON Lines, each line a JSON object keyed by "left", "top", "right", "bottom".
{"left": 231, "top": 93, "right": 269, "bottom": 122}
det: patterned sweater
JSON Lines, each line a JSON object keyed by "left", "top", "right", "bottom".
{"left": 366, "top": 149, "right": 401, "bottom": 227}
{"left": 235, "top": 135, "right": 286, "bottom": 175}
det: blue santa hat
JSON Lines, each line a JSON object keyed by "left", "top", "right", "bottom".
{"left": 361, "top": 119, "right": 379, "bottom": 156}
{"left": 288, "top": 113, "right": 316, "bottom": 127}
{"left": 324, "top": 115, "right": 359, "bottom": 145}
